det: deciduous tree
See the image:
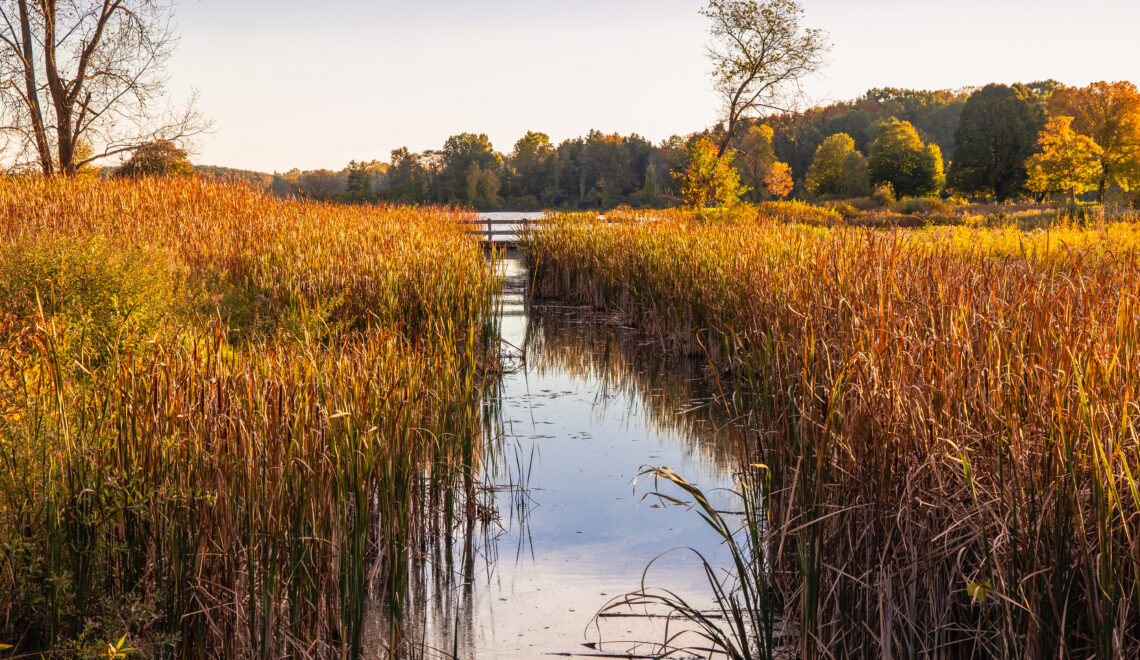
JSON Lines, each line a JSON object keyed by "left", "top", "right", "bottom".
{"left": 0, "top": 0, "right": 208, "bottom": 176}
{"left": 1048, "top": 81, "right": 1140, "bottom": 201}
{"left": 1025, "top": 116, "right": 1104, "bottom": 201}
{"left": 675, "top": 138, "right": 749, "bottom": 208}
{"left": 764, "top": 161, "right": 794, "bottom": 199}
{"left": 840, "top": 149, "right": 871, "bottom": 197}
{"left": 734, "top": 123, "right": 777, "bottom": 201}
{"left": 702, "top": 0, "right": 828, "bottom": 157}
{"left": 114, "top": 139, "right": 193, "bottom": 178}
{"left": 950, "top": 83, "right": 1045, "bottom": 201}
{"left": 506, "top": 131, "right": 553, "bottom": 202}
{"left": 805, "top": 133, "right": 858, "bottom": 197}
{"left": 868, "top": 119, "right": 945, "bottom": 197}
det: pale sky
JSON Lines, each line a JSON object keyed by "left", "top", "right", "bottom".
{"left": 165, "top": 0, "right": 1140, "bottom": 172}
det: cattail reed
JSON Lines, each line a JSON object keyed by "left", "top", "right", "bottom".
{"left": 523, "top": 209, "right": 1140, "bottom": 658}
{"left": 0, "top": 177, "right": 500, "bottom": 657}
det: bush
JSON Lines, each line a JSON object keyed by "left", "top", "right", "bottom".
{"left": 0, "top": 237, "right": 180, "bottom": 361}
{"left": 893, "top": 197, "right": 949, "bottom": 215}
{"left": 871, "top": 183, "right": 896, "bottom": 208}
{"left": 757, "top": 200, "right": 842, "bottom": 225}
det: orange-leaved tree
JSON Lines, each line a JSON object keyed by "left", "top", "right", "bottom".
{"left": 764, "top": 162, "right": 795, "bottom": 199}
{"left": 1048, "top": 81, "right": 1140, "bottom": 201}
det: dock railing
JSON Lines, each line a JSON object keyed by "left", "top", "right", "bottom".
{"left": 457, "top": 216, "right": 539, "bottom": 247}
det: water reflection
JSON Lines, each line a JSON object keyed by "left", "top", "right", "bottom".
{"left": 381, "top": 254, "right": 749, "bottom": 658}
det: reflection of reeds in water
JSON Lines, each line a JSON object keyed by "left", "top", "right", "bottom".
{"left": 524, "top": 303, "right": 753, "bottom": 473}
{"left": 0, "top": 178, "right": 500, "bottom": 658}
{"left": 524, "top": 212, "right": 1140, "bottom": 658}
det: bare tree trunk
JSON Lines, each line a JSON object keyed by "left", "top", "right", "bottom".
{"left": 717, "top": 113, "right": 737, "bottom": 160}
{"left": 40, "top": 0, "right": 80, "bottom": 176}
{"left": 16, "top": 0, "right": 53, "bottom": 174}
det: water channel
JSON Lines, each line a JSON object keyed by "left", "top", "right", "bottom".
{"left": 392, "top": 252, "right": 747, "bottom": 658}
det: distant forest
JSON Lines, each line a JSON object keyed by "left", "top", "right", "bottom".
{"left": 195, "top": 81, "right": 1115, "bottom": 210}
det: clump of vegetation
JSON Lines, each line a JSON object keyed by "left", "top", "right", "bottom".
{"left": 523, "top": 210, "right": 1140, "bottom": 657}
{"left": 0, "top": 178, "right": 499, "bottom": 657}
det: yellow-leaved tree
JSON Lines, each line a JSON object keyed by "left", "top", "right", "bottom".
{"left": 676, "top": 138, "right": 750, "bottom": 209}
{"left": 1026, "top": 116, "right": 1104, "bottom": 201}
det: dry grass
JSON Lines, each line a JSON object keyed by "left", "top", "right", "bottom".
{"left": 0, "top": 178, "right": 499, "bottom": 657}
{"left": 523, "top": 211, "right": 1140, "bottom": 657}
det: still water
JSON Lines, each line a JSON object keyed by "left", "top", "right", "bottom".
{"left": 396, "top": 254, "right": 743, "bottom": 658}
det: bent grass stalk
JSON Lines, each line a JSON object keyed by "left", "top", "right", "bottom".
{"left": 525, "top": 209, "right": 1140, "bottom": 657}
{"left": 0, "top": 178, "right": 500, "bottom": 657}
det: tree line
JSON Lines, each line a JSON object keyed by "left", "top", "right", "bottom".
{"left": 191, "top": 80, "right": 1137, "bottom": 209}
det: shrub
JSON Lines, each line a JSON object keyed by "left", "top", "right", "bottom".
{"left": 893, "top": 197, "right": 949, "bottom": 215}
{"left": 871, "top": 183, "right": 896, "bottom": 207}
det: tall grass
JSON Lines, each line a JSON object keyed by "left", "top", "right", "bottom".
{"left": 523, "top": 211, "right": 1140, "bottom": 657}
{"left": 0, "top": 178, "right": 500, "bottom": 657}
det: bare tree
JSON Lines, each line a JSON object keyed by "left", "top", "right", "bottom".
{"left": 702, "top": 0, "right": 829, "bottom": 158}
{"left": 0, "top": 0, "right": 208, "bottom": 176}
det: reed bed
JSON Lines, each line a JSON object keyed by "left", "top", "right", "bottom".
{"left": 522, "top": 211, "right": 1140, "bottom": 657}
{"left": 0, "top": 178, "right": 499, "bottom": 657}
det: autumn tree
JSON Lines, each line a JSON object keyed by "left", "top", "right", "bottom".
{"left": 114, "top": 139, "right": 193, "bottom": 178}
{"left": 0, "top": 0, "right": 208, "bottom": 176}
{"left": 1048, "top": 81, "right": 1140, "bottom": 201}
{"left": 734, "top": 124, "right": 778, "bottom": 201}
{"left": 1025, "top": 116, "right": 1104, "bottom": 201}
{"left": 868, "top": 119, "right": 945, "bottom": 197}
{"left": 764, "top": 161, "right": 794, "bottom": 199}
{"left": 950, "top": 83, "right": 1046, "bottom": 201}
{"left": 297, "top": 169, "right": 346, "bottom": 200}
{"left": 676, "top": 138, "right": 749, "bottom": 208}
{"left": 806, "top": 133, "right": 861, "bottom": 197}
{"left": 702, "top": 0, "right": 829, "bottom": 157}
{"left": 840, "top": 150, "right": 871, "bottom": 197}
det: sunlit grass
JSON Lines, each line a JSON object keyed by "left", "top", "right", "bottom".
{"left": 523, "top": 209, "right": 1140, "bottom": 657}
{"left": 0, "top": 177, "right": 499, "bottom": 657}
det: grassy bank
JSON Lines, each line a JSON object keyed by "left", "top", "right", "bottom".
{"left": 522, "top": 208, "right": 1140, "bottom": 657}
{"left": 0, "top": 179, "right": 499, "bottom": 657}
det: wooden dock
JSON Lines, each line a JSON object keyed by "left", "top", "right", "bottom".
{"left": 458, "top": 216, "right": 538, "bottom": 248}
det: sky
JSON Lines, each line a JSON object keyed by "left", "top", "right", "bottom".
{"left": 164, "top": 0, "right": 1140, "bottom": 172}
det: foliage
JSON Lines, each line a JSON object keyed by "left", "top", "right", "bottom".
{"left": 114, "top": 141, "right": 195, "bottom": 179}
{"left": 763, "top": 161, "right": 794, "bottom": 199}
{"left": 0, "top": 178, "right": 498, "bottom": 656}
{"left": 675, "top": 138, "right": 749, "bottom": 208}
{"left": 701, "top": 0, "right": 829, "bottom": 156}
{"left": 524, "top": 210, "right": 1140, "bottom": 657}
{"left": 1049, "top": 81, "right": 1140, "bottom": 200}
{"left": 868, "top": 118, "right": 945, "bottom": 197}
{"left": 950, "top": 83, "right": 1046, "bottom": 201}
{"left": 733, "top": 124, "right": 778, "bottom": 201}
{"left": 344, "top": 160, "right": 375, "bottom": 199}
{"left": 1026, "top": 116, "right": 1105, "bottom": 199}
{"left": 805, "top": 133, "right": 861, "bottom": 197}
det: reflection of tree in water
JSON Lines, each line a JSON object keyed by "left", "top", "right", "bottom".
{"left": 524, "top": 303, "right": 754, "bottom": 474}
